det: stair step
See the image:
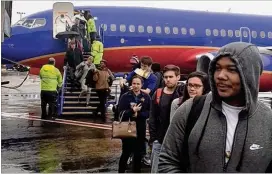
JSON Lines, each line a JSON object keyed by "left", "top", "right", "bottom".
{"left": 64, "top": 96, "right": 98, "bottom": 99}
{"left": 64, "top": 101, "right": 100, "bottom": 104}
{"left": 63, "top": 106, "right": 96, "bottom": 109}
{"left": 65, "top": 91, "right": 97, "bottom": 95}
{"left": 62, "top": 112, "right": 92, "bottom": 115}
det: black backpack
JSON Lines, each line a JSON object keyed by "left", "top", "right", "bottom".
{"left": 181, "top": 94, "right": 207, "bottom": 172}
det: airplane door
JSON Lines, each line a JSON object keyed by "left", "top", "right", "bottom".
{"left": 99, "top": 24, "right": 105, "bottom": 43}
{"left": 239, "top": 27, "right": 251, "bottom": 43}
{"left": 53, "top": 2, "right": 74, "bottom": 39}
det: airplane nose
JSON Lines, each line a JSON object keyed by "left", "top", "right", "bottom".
{"left": 1, "top": 43, "right": 16, "bottom": 64}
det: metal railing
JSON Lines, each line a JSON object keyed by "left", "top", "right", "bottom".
{"left": 57, "top": 67, "right": 67, "bottom": 116}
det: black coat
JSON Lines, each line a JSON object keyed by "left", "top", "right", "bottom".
{"left": 64, "top": 48, "right": 83, "bottom": 68}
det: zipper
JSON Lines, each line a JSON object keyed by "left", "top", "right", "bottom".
{"left": 222, "top": 112, "right": 240, "bottom": 172}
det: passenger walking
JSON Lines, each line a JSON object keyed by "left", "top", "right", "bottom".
{"left": 170, "top": 71, "right": 210, "bottom": 120}
{"left": 149, "top": 65, "right": 182, "bottom": 173}
{"left": 117, "top": 75, "right": 151, "bottom": 173}
{"left": 39, "top": 58, "right": 62, "bottom": 120}
{"left": 92, "top": 60, "right": 113, "bottom": 122}
{"left": 120, "top": 56, "right": 157, "bottom": 96}
{"left": 158, "top": 42, "right": 272, "bottom": 173}
{"left": 64, "top": 40, "right": 84, "bottom": 92}
{"left": 75, "top": 56, "right": 96, "bottom": 106}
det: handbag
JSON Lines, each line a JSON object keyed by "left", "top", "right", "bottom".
{"left": 112, "top": 110, "right": 137, "bottom": 139}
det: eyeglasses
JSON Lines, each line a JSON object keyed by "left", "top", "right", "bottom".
{"left": 187, "top": 83, "right": 203, "bottom": 89}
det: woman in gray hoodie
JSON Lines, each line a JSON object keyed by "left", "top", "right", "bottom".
{"left": 158, "top": 42, "right": 272, "bottom": 173}
{"left": 75, "top": 56, "right": 96, "bottom": 106}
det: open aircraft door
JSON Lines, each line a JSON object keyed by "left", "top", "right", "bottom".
{"left": 53, "top": 2, "right": 74, "bottom": 39}
{"left": 99, "top": 23, "right": 105, "bottom": 43}
{"left": 239, "top": 27, "right": 251, "bottom": 43}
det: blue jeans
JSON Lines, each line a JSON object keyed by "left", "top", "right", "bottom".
{"left": 151, "top": 140, "right": 162, "bottom": 173}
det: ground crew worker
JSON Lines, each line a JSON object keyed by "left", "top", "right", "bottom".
{"left": 86, "top": 13, "right": 97, "bottom": 45}
{"left": 39, "top": 58, "right": 62, "bottom": 120}
{"left": 91, "top": 36, "right": 104, "bottom": 68}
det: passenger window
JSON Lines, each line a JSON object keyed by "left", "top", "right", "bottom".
{"left": 228, "top": 30, "right": 233, "bottom": 37}
{"left": 220, "top": 29, "right": 226, "bottom": 37}
{"left": 235, "top": 30, "right": 240, "bottom": 37}
{"left": 103, "top": 24, "right": 107, "bottom": 31}
{"left": 206, "top": 29, "right": 211, "bottom": 36}
{"left": 32, "top": 18, "right": 46, "bottom": 28}
{"left": 213, "top": 29, "right": 219, "bottom": 36}
{"left": 165, "top": 27, "right": 170, "bottom": 34}
{"left": 110, "top": 24, "right": 116, "bottom": 31}
{"left": 120, "top": 24, "right": 126, "bottom": 32}
{"left": 173, "top": 27, "right": 178, "bottom": 34}
{"left": 147, "top": 26, "right": 153, "bottom": 33}
{"left": 129, "top": 25, "right": 135, "bottom": 32}
{"left": 189, "top": 28, "right": 195, "bottom": 36}
{"left": 138, "top": 25, "right": 144, "bottom": 33}
{"left": 260, "top": 31, "right": 266, "bottom": 38}
{"left": 243, "top": 31, "right": 248, "bottom": 38}
{"left": 252, "top": 31, "right": 257, "bottom": 38}
{"left": 156, "top": 26, "right": 161, "bottom": 34}
{"left": 181, "top": 27, "right": 187, "bottom": 35}
{"left": 268, "top": 32, "right": 272, "bottom": 39}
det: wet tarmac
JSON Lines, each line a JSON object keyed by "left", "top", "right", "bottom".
{"left": 1, "top": 72, "right": 128, "bottom": 173}
{"left": 1, "top": 72, "right": 271, "bottom": 173}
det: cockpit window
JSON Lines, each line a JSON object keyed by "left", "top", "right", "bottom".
{"left": 32, "top": 19, "right": 46, "bottom": 28}
{"left": 22, "top": 19, "right": 35, "bottom": 28}
{"left": 13, "top": 18, "right": 46, "bottom": 29}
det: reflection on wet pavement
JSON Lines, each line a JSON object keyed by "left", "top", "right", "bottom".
{"left": 1, "top": 74, "right": 124, "bottom": 173}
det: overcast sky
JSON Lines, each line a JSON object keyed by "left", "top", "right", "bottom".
{"left": 12, "top": 1, "right": 272, "bottom": 24}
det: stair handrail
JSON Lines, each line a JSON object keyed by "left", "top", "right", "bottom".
{"left": 58, "top": 67, "right": 67, "bottom": 116}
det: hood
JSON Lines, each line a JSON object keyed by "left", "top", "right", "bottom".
{"left": 43, "top": 64, "right": 55, "bottom": 71}
{"left": 208, "top": 42, "right": 263, "bottom": 114}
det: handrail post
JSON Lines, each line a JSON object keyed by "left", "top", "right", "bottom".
{"left": 57, "top": 68, "right": 67, "bottom": 116}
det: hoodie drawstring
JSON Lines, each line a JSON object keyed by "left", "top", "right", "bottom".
{"left": 236, "top": 114, "right": 249, "bottom": 171}
{"left": 195, "top": 104, "right": 212, "bottom": 157}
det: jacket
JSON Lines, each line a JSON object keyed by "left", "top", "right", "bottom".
{"left": 149, "top": 85, "right": 184, "bottom": 144}
{"left": 87, "top": 18, "right": 97, "bottom": 33}
{"left": 39, "top": 64, "right": 62, "bottom": 92}
{"left": 91, "top": 40, "right": 104, "bottom": 65}
{"left": 158, "top": 42, "right": 272, "bottom": 173}
{"left": 75, "top": 61, "right": 96, "bottom": 83}
{"left": 118, "top": 91, "right": 151, "bottom": 139}
{"left": 64, "top": 48, "right": 84, "bottom": 68}
{"left": 93, "top": 69, "right": 110, "bottom": 90}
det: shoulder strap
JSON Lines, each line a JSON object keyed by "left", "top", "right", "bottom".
{"left": 155, "top": 88, "right": 163, "bottom": 104}
{"left": 181, "top": 94, "right": 207, "bottom": 172}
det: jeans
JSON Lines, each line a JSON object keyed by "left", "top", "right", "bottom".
{"left": 150, "top": 140, "right": 162, "bottom": 173}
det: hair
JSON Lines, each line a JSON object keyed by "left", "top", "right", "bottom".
{"left": 131, "top": 75, "right": 144, "bottom": 84}
{"left": 87, "top": 56, "right": 93, "bottom": 62}
{"left": 140, "top": 56, "right": 153, "bottom": 66}
{"left": 179, "top": 71, "right": 210, "bottom": 105}
{"left": 151, "top": 62, "right": 161, "bottom": 73}
{"left": 70, "top": 40, "right": 76, "bottom": 45}
{"left": 163, "top": 64, "right": 180, "bottom": 76}
{"left": 48, "top": 57, "right": 55, "bottom": 65}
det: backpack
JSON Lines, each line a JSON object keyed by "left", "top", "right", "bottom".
{"left": 181, "top": 94, "right": 207, "bottom": 172}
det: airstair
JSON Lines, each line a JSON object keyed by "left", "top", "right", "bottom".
{"left": 53, "top": 2, "right": 116, "bottom": 117}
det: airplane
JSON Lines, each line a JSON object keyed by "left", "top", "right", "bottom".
{"left": 1, "top": 5, "right": 272, "bottom": 92}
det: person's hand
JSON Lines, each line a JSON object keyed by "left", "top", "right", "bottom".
{"left": 63, "top": 66, "right": 67, "bottom": 70}
{"left": 132, "top": 103, "right": 142, "bottom": 113}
